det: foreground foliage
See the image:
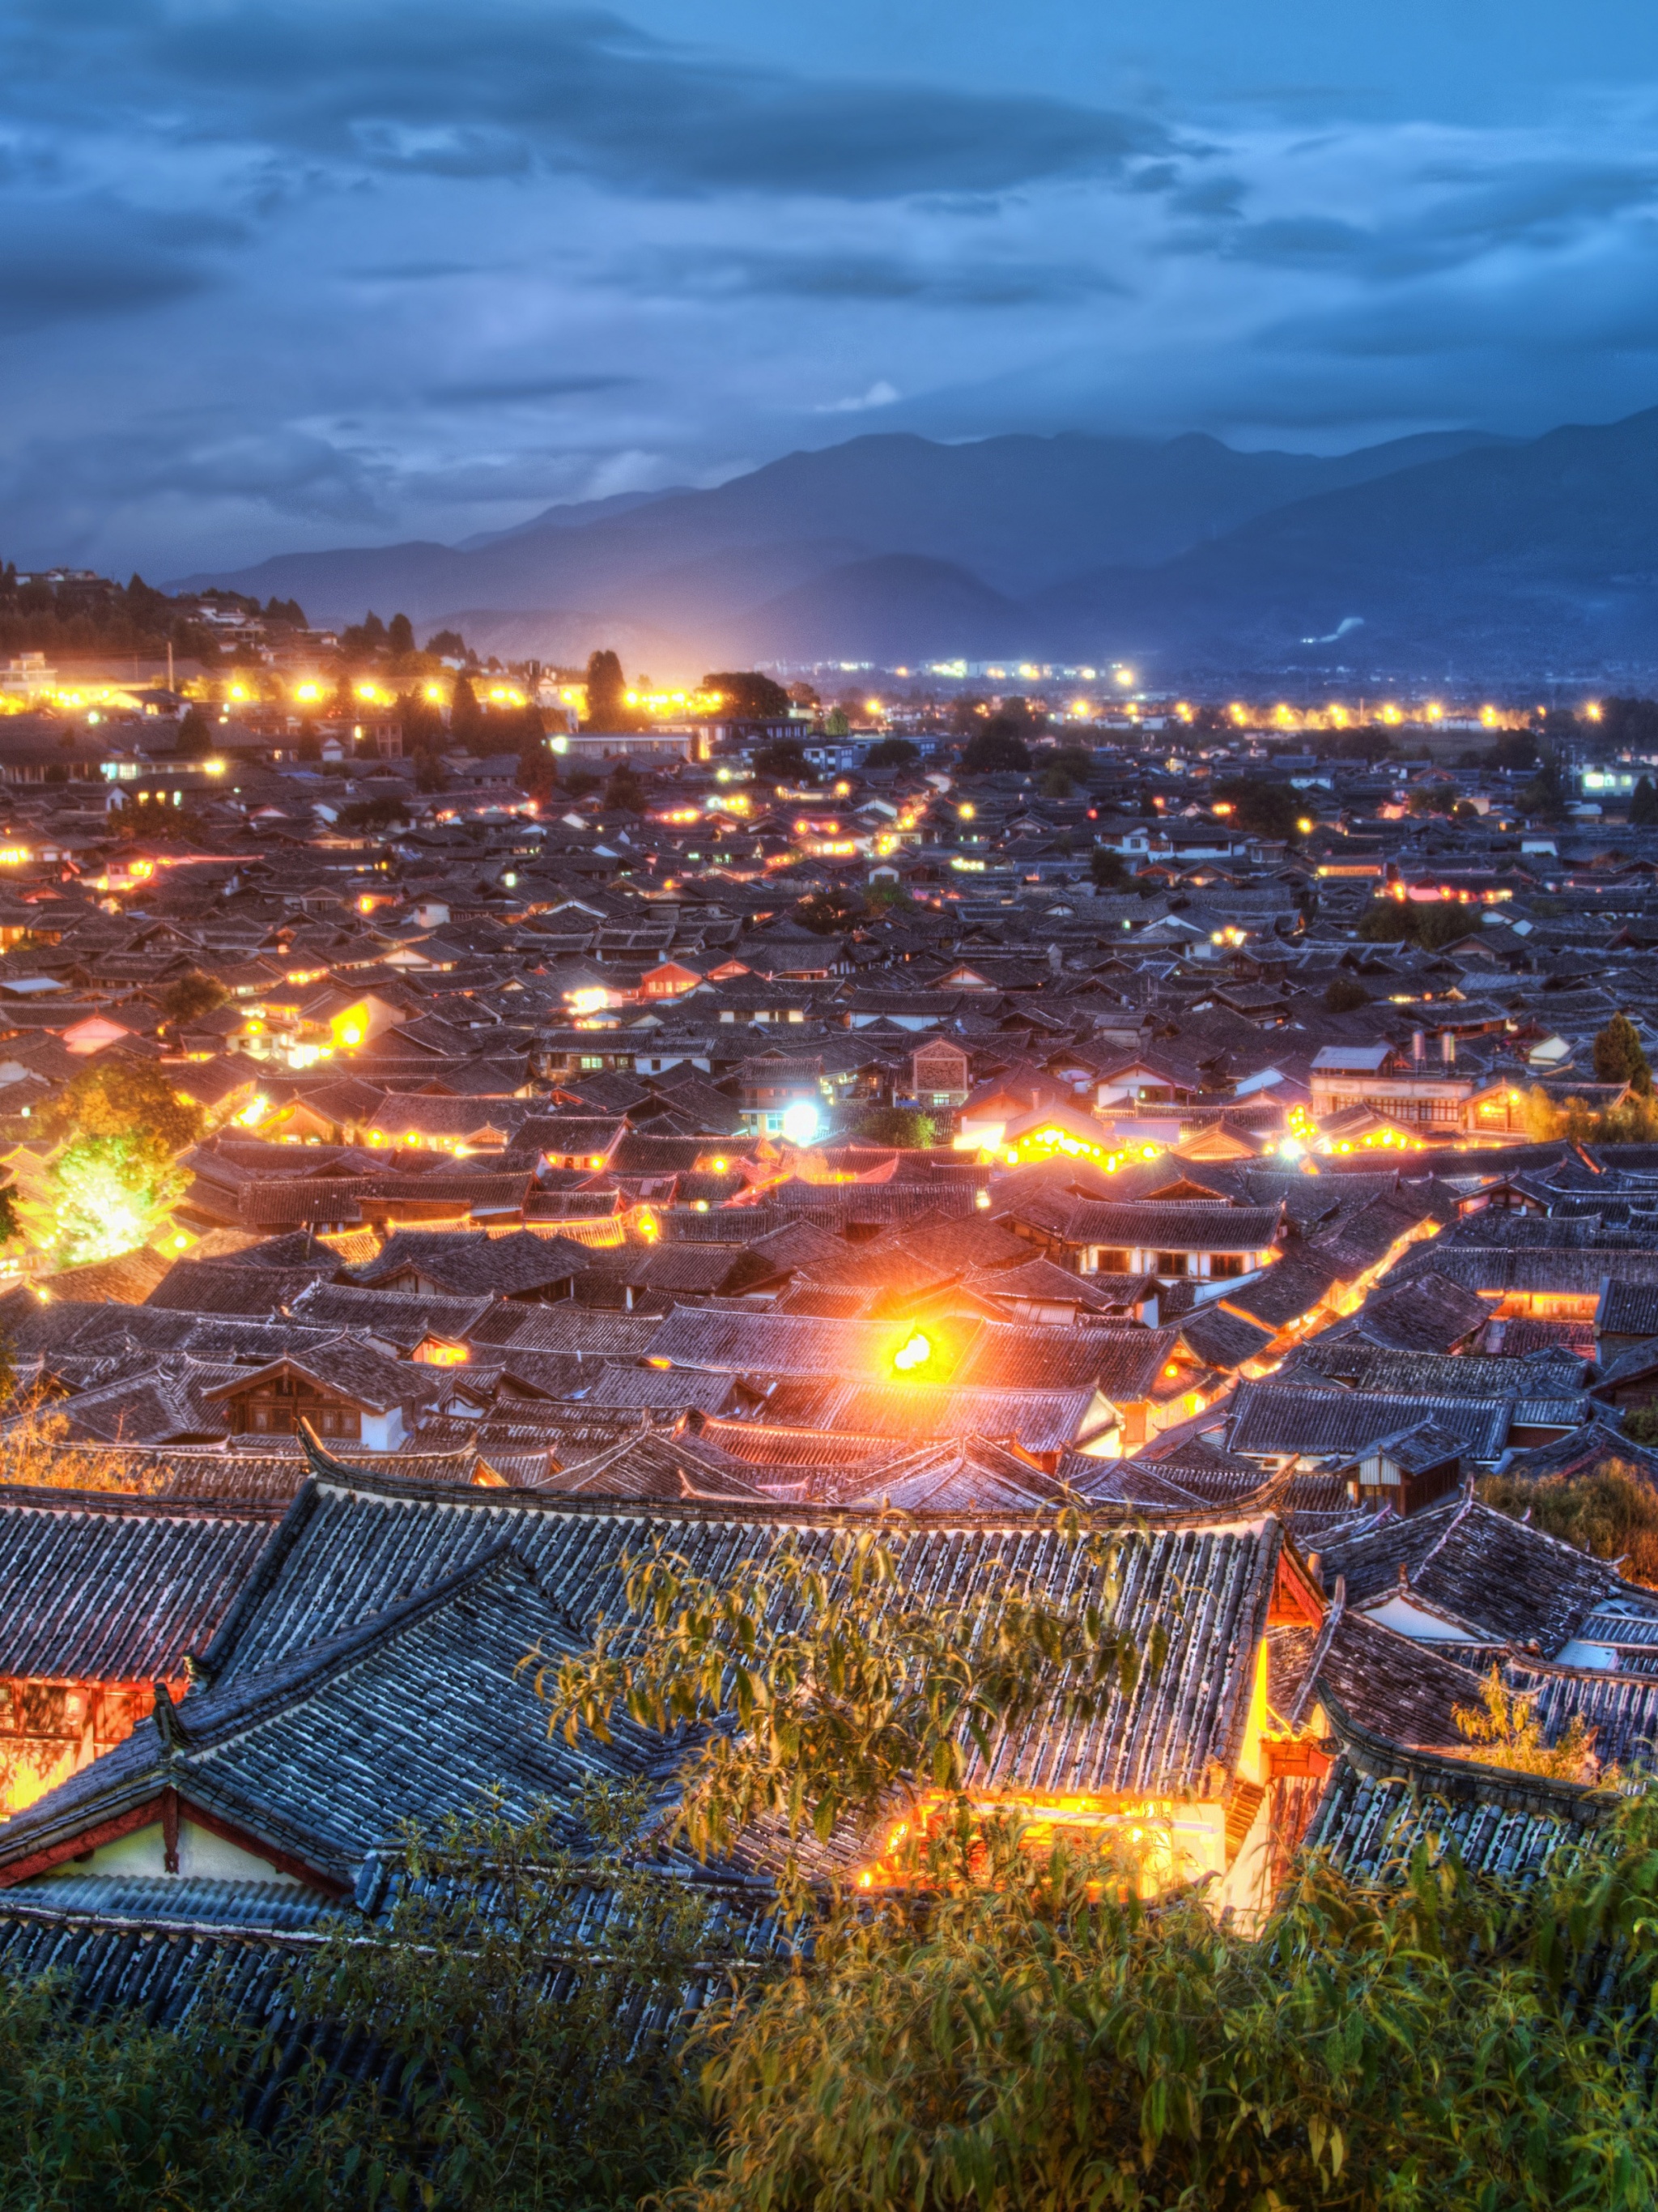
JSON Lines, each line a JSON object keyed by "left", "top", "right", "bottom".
{"left": 533, "top": 1522, "right": 1160, "bottom": 1898}
{"left": 9, "top": 1516, "right": 1658, "bottom": 2210}
{"left": 683, "top": 1802, "right": 1658, "bottom": 2212}
{"left": 1481, "top": 1465, "right": 1658, "bottom": 1586}
{"left": 1452, "top": 1665, "right": 1601, "bottom": 1781}
{"left": 11, "top": 1789, "right": 1658, "bottom": 2211}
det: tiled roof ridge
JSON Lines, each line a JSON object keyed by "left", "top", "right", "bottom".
{"left": 172, "top": 1542, "right": 554, "bottom": 1750}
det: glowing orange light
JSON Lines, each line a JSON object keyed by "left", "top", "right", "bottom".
{"left": 893, "top": 1329, "right": 932, "bottom": 1373}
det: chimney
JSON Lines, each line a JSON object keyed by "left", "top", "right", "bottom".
{"left": 1441, "top": 1030, "right": 1456, "bottom": 1066}
{"left": 1412, "top": 1029, "right": 1425, "bottom": 1064}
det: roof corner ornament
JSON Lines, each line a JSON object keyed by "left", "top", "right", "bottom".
{"left": 151, "top": 1678, "right": 188, "bottom": 1755}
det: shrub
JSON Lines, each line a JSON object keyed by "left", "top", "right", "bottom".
{"left": 1480, "top": 1465, "right": 1658, "bottom": 1587}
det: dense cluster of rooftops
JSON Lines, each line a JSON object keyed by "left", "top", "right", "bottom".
{"left": 3, "top": 715, "right": 1658, "bottom": 2041}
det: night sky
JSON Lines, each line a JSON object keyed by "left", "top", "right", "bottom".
{"left": 6, "top": 1, "right": 1658, "bottom": 578}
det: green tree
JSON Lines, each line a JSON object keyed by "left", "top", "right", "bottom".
{"left": 340, "top": 610, "right": 388, "bottom": 659}
{"left": 44, "top": 1059, "right": 204, "bottom": 1153}
{"left": 159, "top": 971, "right": 227, "bottom": 1027}
{"left": 823, "top": 707, "right": 851, "bottom": 738}
{"left": 1630, "top": 776, "right": 1658, "bottom": 827}
{"left": 959, "top": 718, "right": 1031, "bottom": 774}
{"left": 538, "top": 1521, "right": 1157, "bottom": 1898}
{"left": 386, "top": 610, "right": 415, "bottom": 657}
{"left": 339, "top": 793, "right": 409, "bottom": 832}
{"left": 795, "top": 886, "right": 867, "bottom": 935}
{"left": 1090, "top": 846, "right": 1132, "bottom": 892}
{"left": 754, "top": 738, "right": 815, "bottom": 784}
{"left": 1452, "top": 1666, "right": 1600, "bottom": 1780}
{"left": 1520, "top": 747, "right": 1569, "bottom": 819}
{"left": 686, "top": 1806, "right": 1658, "bottom": 2212}
{"left": 704, "top": 671, "right": 793, "bottom": 720}
{"left": 40, "top": 1061, "right": 204, "bottom": 1264}
{"left": 397, "top": 688, "right": 445, "bottom": 753}
{"left": 449, "top": 674, "right": 486, "bottom": 747}
{"left": 1482, "top": 1465, "right": 1658, "bottom": 1587}
{"left": 174, "top": 704, "right": 214, "bottom": 757}
{"left": 1593, "top": 1012, "right": 1653, "bottom": 1094}
{"left": 1323, "top": 973, "right": 1370, "bottom": 1012}
{"left": 842, "top": 1104, "right": 936, "bottom": 1147}
{"left": 605, "top": 764, "right": 647, "bottom": 813}
{"left": 1211, "top": 775, "right": 1299, "bottom": 839}
{"left": 585, "top": 648, "right": 645, "bottom": 731}
{"left": 863, "top": 882, "right": 916, "bottom": 915}
{"left": 1357, "top": 899, "right": 1473, "bottom": 951}
{"left": 862, "top": 736, "right": 919, "bottom": 768}
{"left": 1486, "top": 729, "right": 1540, "bottom": 772}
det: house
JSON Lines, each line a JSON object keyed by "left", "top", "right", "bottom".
{"left": 0, "top": 1455, "right": 1328, "bottom": 1922}
{"left": 1593, "top": 1278, "right": 1658, "bottom": 1364}
{"left": 0, "top": 1488, "right": 282, "bottom": 1816}
{"left": 735, "top": 1053, "right": 827, "bottom": 1138}
{"left": 1002, "top": 1195, "right": 1283, "bottom": 1294}
{"left": 1333, "top": 1421, "right": 1465, "bottom": 1515}
{"left": 1309, "top": 1037, "right": 1510, "bottom": 1137}
{"left": 354, "top": 1228, "right": 590, "bottom": 1302}
{"left": 0, "top": 1549, "right": 670, "bottom": 1896}
{"left": 202, "top": 1338, "right": 448, "bottom": 1450}
{"left": 910, "top": 1038, "right": 971, "bottom": 1109}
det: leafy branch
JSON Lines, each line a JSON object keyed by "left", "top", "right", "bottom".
{"left": 529, "top": 1521, "right": 1168, "bottom": 1887}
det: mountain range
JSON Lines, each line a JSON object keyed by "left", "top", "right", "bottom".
{"left": 171, "top": 407, "right": 1658, "bottom": 683}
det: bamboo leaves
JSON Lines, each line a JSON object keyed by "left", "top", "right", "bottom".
{"left": 531, "top": 1520, "right": 1159, "bottom": 1887}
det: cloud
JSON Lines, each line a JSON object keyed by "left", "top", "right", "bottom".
{"left": 8, "top": 2, "right": 1175, "bottom": 202}
{"left": 427, "top": 373, "right": 637, "bottom": 405}
{"left": 6, "top": 2, "right": 1658, "bottom": 576}
{"left": 815, "top": 381, "right": 900, "bottom": 414}
{"left": 0, "top": 196, "right": 244, "bottom": 335}
{"left": 614, "top": 242, "right": 1127, "bottom": 307}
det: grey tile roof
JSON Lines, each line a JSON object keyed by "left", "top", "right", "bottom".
{"left": 0, "top": 1489, "right": 283, "bottom": 1682}
{"left": 0, "top": 1547, "right": 680, "bottom": 1891}
{"left": 1303, "top": 1729, "right": 1611, "bottom": 1887}
{"left": 1319, "top": 1494, "right": 1643, "bottom": 1653}
{"left": 1226, "top": 1385, "right": 1514, "bottom": 1465}
{"left": 196, "top": 1457, "right": 1289, "bottom": 1802}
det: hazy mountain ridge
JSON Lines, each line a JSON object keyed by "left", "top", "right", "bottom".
{"left": 165, "top": 414, "right": 1658, "bottom": 679}
{"left": 1041, "top": 406, "right": 1658, "bottom": 677}
{"left": 170, "top": 426, "right": 1498, "bottom": 632}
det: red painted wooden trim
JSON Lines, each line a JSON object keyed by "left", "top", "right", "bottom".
{"left": 0, "top": 1792, "right": 346, "bottom": 1897}
{"left": 1269, "top": 1546, "right": 1326, "bottom": 1627}
{"left": 0, "top": 1797, "right": 164, "bottom": 1886}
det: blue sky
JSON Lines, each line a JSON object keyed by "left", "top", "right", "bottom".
{"left": 6, "top": 0, "right": 1658, "bottom": 576}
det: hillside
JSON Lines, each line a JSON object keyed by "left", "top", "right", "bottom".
{"left": 169, "top": 425, "right": 1499, "bottom": 668}
{"left": 1039, "top": 406, "right": 1658, "bottom": 678}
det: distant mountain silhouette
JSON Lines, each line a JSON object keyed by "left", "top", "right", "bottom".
{"left": 1037, "top": 406, "right": 1658, "bottom": 678}
{"left": 170, "top": 426, "right": 1498, "bottom": 638}
{"left": 164, "top": 413, "right": 1658, "bottom": 679}
{"left": 728, "top": 555, "right": 1040, "bottom": 666}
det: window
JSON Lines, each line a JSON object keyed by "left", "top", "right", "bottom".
{"left": 1209, "top": 1253, "right": 1246, "bottom": 1278}
{"left": 1094, "top": 1247, "right": 1131, "bottom": 1274}
{"left": 1154, "top": 1252, "right": 1188, "bottom": 1276}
